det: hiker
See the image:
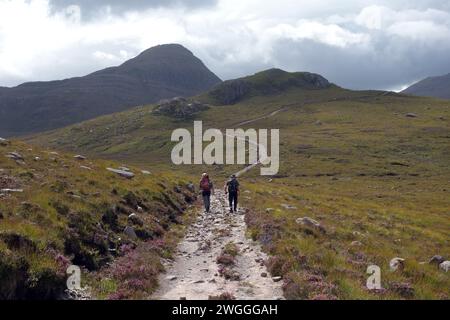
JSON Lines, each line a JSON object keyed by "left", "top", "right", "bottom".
{"left": 199, "top": 173, "right": 214, "bottom": 213}
{"left": 224, "top": 174, "right": 240, "bottom": 213}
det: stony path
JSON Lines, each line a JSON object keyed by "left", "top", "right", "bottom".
{"left": 151, "top": 190, "right": 284, "bottom": 300}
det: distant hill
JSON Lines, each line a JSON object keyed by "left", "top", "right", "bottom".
{"left": 205, "top": 68, "right": 332, "bottom": 105}
{"left": 402, "top": 73, "right": 450, "bottom": 99}
{"left": 0, "top": 44, "right": 222, "bottom": 137}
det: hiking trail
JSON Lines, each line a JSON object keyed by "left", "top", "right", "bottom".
{"left": 151, "top": 107, "right": 289, "bottom": 300}
{"left": 151, "top": 190, "right": 284, "bottom": 300}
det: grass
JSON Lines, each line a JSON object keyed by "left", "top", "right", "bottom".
{"left": 0, "top": 140, "right": 197, "bottom": 299}
{"left": 23, "top": 71, "right": 450, "bottom": 300}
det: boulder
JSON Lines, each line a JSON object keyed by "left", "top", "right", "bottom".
{"left": 0, "top": 138, "right": 9, "bottom": 146}
{"left": 6, "top": 152, "right": 24, "bottom": 161}
{"left": 389, "top": 257, "right": 405, "bottom": 271}
{"left": 107, "top": 168, "right": 135, "bottom": 179}
{"left": 405, "top": 113, "right": 418, "bottom": 118}
{"left": 439, "top": 261, "right": 450, "bottom": 272}
{"left": 1, "top": 189, "right": 23, "bottom": 193}
{"left": 281, "top": 203, "right": 297, "bottom": 210}
{"left": 74, "top": 155, "right": 86, "bottom": 160}
{"left": 123, "top": 226, "right": 137, "bottom": 239}
{"left": 128, "top": 213, "right": 144, "bottom": 226}
{"left": 141, "top": 170, "right": 151, "bottom": 175}
{"left": 428, "top": 255, "right": 445, "bottom": 265}
{"left": 296, "top": 217, "right": 326, "bottom": 233}
{"left": 350, "top": 241, "right": 363, "bottom": 247}
{"left": 152, "top": 97, "right": 209, "bottom": 118}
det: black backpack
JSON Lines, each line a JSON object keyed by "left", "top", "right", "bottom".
{"left": 228, "top": 179, "right": 239, "bottom": 193}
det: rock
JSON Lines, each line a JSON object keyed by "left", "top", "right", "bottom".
{"left": 439, "top": 261, "right": 450, "bottom": 272}
{"left": 272, "top": 276, "right": 282, "bottom": 282}
{"left": 0, "top": 138, "right": 9, "bottom": 146}
{"left": 118, "top": 167, "right": 131, "bottom": 172}
{"left": 128, "top": 213, "right": 144, "bottom": 226}
{"left": 265, "top": 208, "right": 274, "bottom": 213}
{"left": 107, "top": 168, "right": 135, "bottom": 179}
{"left": 186, "top": 183, "right": 195, "bottom": 192}
{"left": 74, "top": 155, "right": 86, "bottom": 160}
{"left": 405, "top": 113, "right": 417, "bottom": 118}
{"left": 193, "top": 280, "right": 205, "bottom": 284}
{"left": 152, "top": 97, "right": 210, "bottom": 118}
{"left": 389, "top": 257, "right": 405, "bottom": 271}
{"left": 281, "top": 203, "right": 297, "bottom": 210}
{"left": 261, "top": 272, "right": 268, "bottom": 278}
{"left": 141, "top": 170, "right": 151, "bottom": 175}
{"left": 209, "top": 79, "right": 251, "bottom": 105}
{"left": 123, "top": 226, "right": 137, "bottom": 239}
{"left": 350, "top": 241, "right": 363, "bottom": 247}
{"left": 296, "top": 217, "right": 326, "bottom": 233}
{"left": 428, "top": 255, "right": 445, "bottom": 265}
{"left": 1, "top": 189, "right": 23, "bottom": 193}
{"left": 80, "top": 166, "right": 92, "bottom": 171}
{"left": 166, "top": 276, "right": 178, "bottom": 281}
{"left": 315, "top": 120, "right": 323, "bottom": 126}
{"left": 6, "top": 152, "right": 24, "bottom": 161}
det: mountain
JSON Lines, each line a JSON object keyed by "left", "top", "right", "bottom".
{"left": 205, "top": 68, "right": 332, "bottom": 105}
{"left": 27, "top": 68, "right": 450, "bottom": 299}
{"left": 0, "top": 44, "right": 222, "bottom": 137}
{"left": 402, "top": 73, "right": 450, "bottom": 99}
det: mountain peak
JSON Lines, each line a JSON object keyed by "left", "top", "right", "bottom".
{"left": 0, "top": 44, "right": 222, "bottom": 137}
{"left": 127, "top": 44, "right": 195, "bottom": 63}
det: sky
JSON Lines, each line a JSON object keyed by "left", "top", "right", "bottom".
{"left": 0, "top": 0, "right": 449, "bottom": 91}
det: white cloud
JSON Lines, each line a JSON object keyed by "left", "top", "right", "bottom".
{"left": 0, "top": 0, "right": 449, "bottom": 90}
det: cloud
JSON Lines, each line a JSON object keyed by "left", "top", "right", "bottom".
{"left": 49, "top": 0, "right": 218, "bottom": 19}
{"left": 0, "top": 0, "right": 449, "bottom": 90}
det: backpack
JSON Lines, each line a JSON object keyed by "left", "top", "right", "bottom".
{"left": 200, "top": 178, "right": 211, "bottom": 192}
{"left": 227, "top": 179, "right": 239, "bottom": 193}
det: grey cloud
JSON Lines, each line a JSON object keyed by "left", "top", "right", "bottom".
{"left": 263, "top": 37, "right": 450, "bottom": 90}
{"left": 49, "top": 0, "right": 218, "bottom": 18}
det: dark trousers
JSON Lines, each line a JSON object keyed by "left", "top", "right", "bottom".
{"left": 202, "top": 191, "right": 211, "bottom": 212}
{"left": 228, "top": 191, "right": 238, "bottom": 211}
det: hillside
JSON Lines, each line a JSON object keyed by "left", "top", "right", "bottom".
{"left": 0, "top": 138, "right": 197, "bottom": 299}
{"left": 204, "top": 68, "right": 332, "bottom": 105}
{"left": 402, "top": 73, "right": 450, "bottom": 99}
{"left": 0, "top": 44, "right": 221, "bottom": 137}
{"left": 27, "top": 69, "right": 450, "bottom": 299}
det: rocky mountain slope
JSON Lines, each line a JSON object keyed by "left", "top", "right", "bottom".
{"left": 205, "top": 68, "right": 332, "bottom": 105}
{"left": 26, "top": 69, "right": 450, "bottom": 299}
{"left": 402, "top": 73, "right": 450, "bottom": 99}
{"left": 0, "top": 138, "right": 197, "bottom": 299}
{"left": 0, "top": 44, "right": 221, "bottom": 137}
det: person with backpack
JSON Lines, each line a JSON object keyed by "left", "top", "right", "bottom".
{"left": 199, "top": 173, "right": 214, "bottom": 213}
{"left": 224, "top": 174, "right": 240, "bottom": 213}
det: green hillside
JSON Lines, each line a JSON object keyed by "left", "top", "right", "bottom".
{"left": 26, "top": 69, "right": 450, "bottom": 299}
{"left": 0, "top": 139, "right": 196, "bottom": 299}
